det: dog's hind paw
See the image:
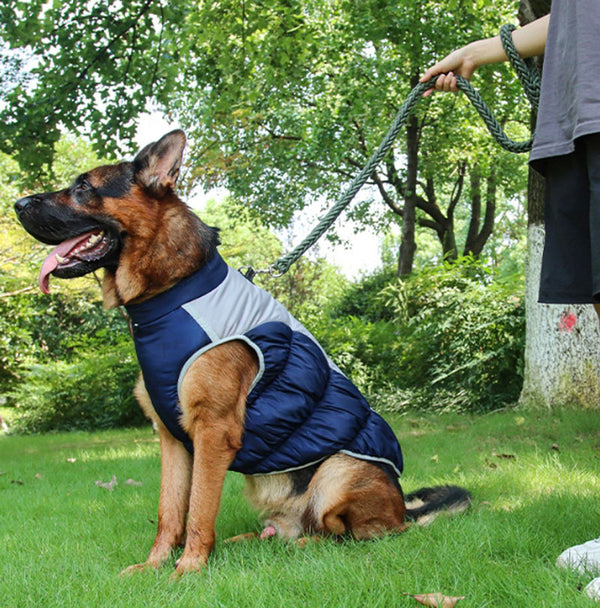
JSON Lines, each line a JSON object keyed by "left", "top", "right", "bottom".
{"left": 223, "top": 525, "right": 277, "bottom": 544}
{"left": 223, "top": 532, "right": 260, "bottom": 543}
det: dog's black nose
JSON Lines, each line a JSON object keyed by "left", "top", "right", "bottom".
{"left": 15, "top": 196, "right": 34, "bottom": 215}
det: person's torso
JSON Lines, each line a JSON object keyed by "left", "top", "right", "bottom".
{"left": 530, "top": 0, "right": 600, "bottom": 165}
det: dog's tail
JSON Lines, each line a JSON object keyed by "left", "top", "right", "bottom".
{"left": 404, "top": 485, "right": 471, "bottom": 525}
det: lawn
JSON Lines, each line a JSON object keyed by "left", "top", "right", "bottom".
{"left": 1, "top": 407, "right": 600, "bottom": 607}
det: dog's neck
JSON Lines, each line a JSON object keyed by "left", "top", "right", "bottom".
{"left": 101, "top": 199, "right": 217, "bottom": 309}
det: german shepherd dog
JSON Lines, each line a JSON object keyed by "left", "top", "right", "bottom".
{"left": 15, "top": 130, "right": 470, "bottom": 576}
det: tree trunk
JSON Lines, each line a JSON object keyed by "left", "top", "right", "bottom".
{"left": 464, "top": 165, "right": 482, "bottom": 254}
{"left": 519, "top": 0, "right": 600, "bottom": 408}
{"left": 465, "top": 168, "right": 496, "bottom": 257}
{"left": 397, "top": 112, "right": 419, "bottom": 276}
{"left": 522, "top": 223, "right": 600, "bottom": 407}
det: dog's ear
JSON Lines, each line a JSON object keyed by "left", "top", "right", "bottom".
{"left": 133, "top": 130, "right": 186, "bottom": 196}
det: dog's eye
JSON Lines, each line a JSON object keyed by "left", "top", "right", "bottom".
{"left": 77, "top": 180, "right": 92, "bottom": 192}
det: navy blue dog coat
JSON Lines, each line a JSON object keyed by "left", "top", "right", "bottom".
{"left": 126, "top": 252, "right": 403, "bottom": 477}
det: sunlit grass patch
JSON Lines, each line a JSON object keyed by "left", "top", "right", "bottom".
{"left": 1, "top": 409, "right": 600, "bottom": 607}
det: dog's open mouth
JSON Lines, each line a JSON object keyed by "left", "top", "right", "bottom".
{"left": 39, "top": 230, "right": 112, "bottom": 294}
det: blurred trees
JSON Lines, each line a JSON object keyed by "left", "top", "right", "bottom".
{"left": 0, "top": 0, "right": 529, "bottom": 273}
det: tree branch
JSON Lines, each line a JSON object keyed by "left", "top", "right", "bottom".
{"left": 0, "top": 286, "right": 36, "bottom": 299}
{"left": 73, "top": 0, "right": 156, "bottom": 83}
{"left": 447, "top": 160, "right": 467, "bottom": 219}
{"left": 372, "top": 171, "right": 402, "bottom": 215}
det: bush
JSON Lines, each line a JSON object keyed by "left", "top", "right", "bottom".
{"left": 0, "top": 286, "right": 149, "bottom": 433}
{"left": 311, "top": 314, "right": 400, "bottom": 392}
{"left": 0, "top": 291, "right": 130, "bottom": 393}
{"left": 9, "top": 339, "right": 145, "bottom": 433}
{"left": 312, "top": 257, "right": 525, "bottom": 413}
{"left": 393, "top": 258, "right": 525, "bottom": 411}
{"left": 330, "top": 267, "right": 398, "bottom": 322}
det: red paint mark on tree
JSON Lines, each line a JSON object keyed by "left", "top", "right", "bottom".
{"left": 559, "top": 311, "right": 577, "bottom": 333}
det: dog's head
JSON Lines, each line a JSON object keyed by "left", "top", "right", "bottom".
{"left": 15, "top": 130, "right": 202, "bottom": 298}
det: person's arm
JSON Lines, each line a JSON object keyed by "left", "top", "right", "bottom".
{"left": 420, "top": 14, "right": 550, "bottom": 96}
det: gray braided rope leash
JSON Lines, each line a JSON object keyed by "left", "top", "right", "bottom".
{"left": 244, "top": 24, "right": 540, "bottom": 280}
{"left": 499, "top": 23, "right": 541, "bottom": 109}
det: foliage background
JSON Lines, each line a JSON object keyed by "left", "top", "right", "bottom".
{"left": 0, "top": 0, "right": 531, "bottom": 431}
{"left": 1, "top": 188, "right": 525, "bottom": 432}
{"left": 0, "top": 0, "right": 529, "bottom": 276}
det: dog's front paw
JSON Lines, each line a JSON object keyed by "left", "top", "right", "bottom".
{"left": 119, "top": 562, "right": 155, "bottom": 577}
{"left": 119, "top": 553, "right": 170, "bottom": 577}
{"left": 171, "top": 553, "right": 208, "bottom": 578}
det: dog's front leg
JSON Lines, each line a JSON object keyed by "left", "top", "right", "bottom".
{"left": 174, "top": 417, "right": 242, "bottom": 575}
{"left": 174, "top": 343, "right": 253, "bottom": 576}
{"left": 146, "top": 425, "right": 193, "bottom": 566}
{"left": 122, "top": 380, "right": 193, "bottom": 575}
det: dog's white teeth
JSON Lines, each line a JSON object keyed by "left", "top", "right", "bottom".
{"left": 88, "top": 233, "right": 102, "bottom": 245}
{"left": 55, "top": 254, "right": 67, "bottom": 264}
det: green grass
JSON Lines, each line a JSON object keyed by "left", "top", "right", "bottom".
{"left": 1, "top": 408, "right": 600, "bottom": 607}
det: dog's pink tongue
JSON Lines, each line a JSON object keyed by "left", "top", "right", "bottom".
{"left": 38, "top": 234, "right": 90, "bottom": 294}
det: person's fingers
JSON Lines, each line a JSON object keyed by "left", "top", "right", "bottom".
{"left": 434, "top": 72, "right": 459, "bottom": 93}
{"left": 422, "top": 71, "right": 459, "bottom": 97}
{"left": 420, "top": 66, "right": 438, "bottom": 83}
{"left": 420, "top": 66, "right": 442, "bottom": 97}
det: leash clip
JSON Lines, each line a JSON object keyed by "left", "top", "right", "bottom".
{"left": 239, "top": 265, "right": 285, "bottom": 282}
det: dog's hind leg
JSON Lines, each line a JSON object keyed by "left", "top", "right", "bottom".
{"left": 243, "top": 471, "right": 311, "bottom": 541}
{"left": 307, "top": 454, "right": 407, "bottom": 540}
{"left": 121, "top": 378, "right": 193, "bottom": 575}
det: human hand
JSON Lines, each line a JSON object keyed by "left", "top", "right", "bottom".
{"left": 420, "top": 47, "right": 478, "bottom": 97}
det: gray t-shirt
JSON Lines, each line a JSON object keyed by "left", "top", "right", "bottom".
{"left": 529, "top": 0, "right": 600, "bottom": 166}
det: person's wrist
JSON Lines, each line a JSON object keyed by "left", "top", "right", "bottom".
{"left": 469, "top": 36, "right": 506, "bottom": 68}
